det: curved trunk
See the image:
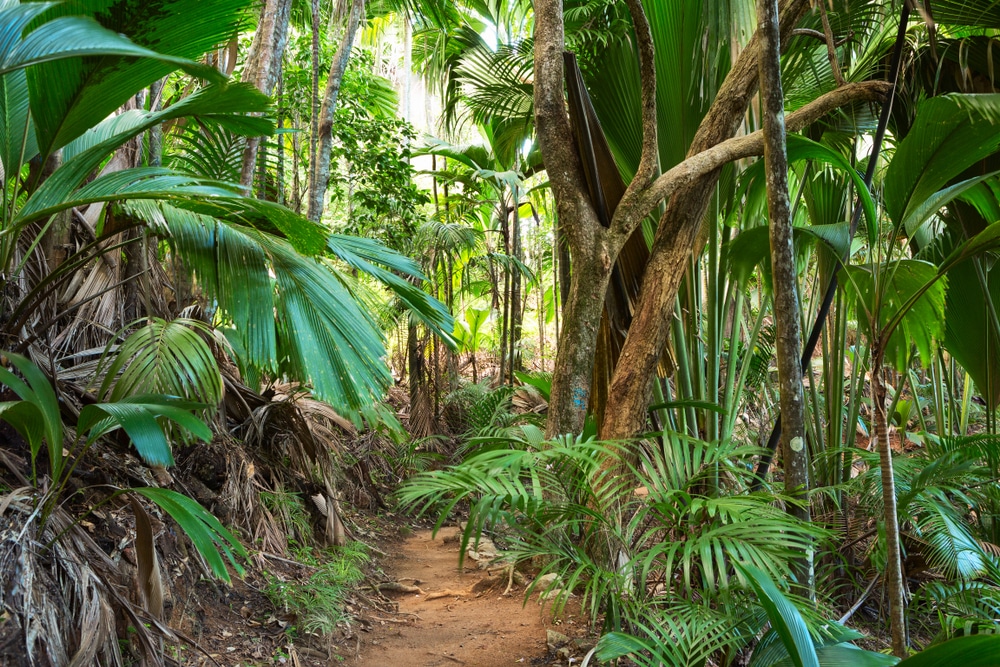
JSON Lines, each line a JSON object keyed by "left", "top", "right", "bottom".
{"left": 600, "top": 0, "right": 812, "bottom": 441}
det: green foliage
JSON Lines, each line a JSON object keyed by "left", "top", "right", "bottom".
{"left": 896, "top": 636, "right": 1000, "bottom": 667}
{"left": 96, "top": 317, "right": 224, "bottom": 406}
{"left": 0, "top": 352, "right": 64, "bottom": 484}
{"left": 132, "top": 487, "right": 246, "bottom": 582}
{"left": 78, "top": 394, "right": 212, "bottom": 468}
{"left": 260, "top": 487, "right": 313, "bottom": 546}
{"left": 443, "top": 380, "right": 518, "bottom": 439}
{"left": 593, "top": 564, "right": 896, "bottom": 667}
{"left": 25, "top": 0, "right": 243, "bottom": 157}
{"left": 885, "top": 95, "right": 1000, "bottom": 236}
{"left": 840, "top": 260, "right": 946, "bottom": 371}
{"left": 400, "top": 432, "right": 825, "bottom": 637}
{"left": 738, "top": 563, "right": 822, "bottom": 667}
{"left": 0, "top": 352, "right": 240, "bottom": 581}
{"left": 264, "top": 543, "right": 368, "bottom": 636}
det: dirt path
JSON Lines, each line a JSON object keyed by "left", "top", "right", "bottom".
{"left": 350, "top": 527, "right": 586, "bottom": 667}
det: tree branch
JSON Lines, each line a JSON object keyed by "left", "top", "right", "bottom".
{"left": 817, "top": 0, "right": 846, "bottom": 86}
{"left": 622, "top": 0, "right": 658, "bottom": 190}
{"left": 615, "top": 80, "right": 890, "bottom": 232}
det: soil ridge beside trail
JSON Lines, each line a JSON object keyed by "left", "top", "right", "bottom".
{"left": 352, "top": 527, "right": 584, "bottom": 666}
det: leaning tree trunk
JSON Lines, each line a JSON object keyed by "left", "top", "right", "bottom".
{"left": 308, "top": 0, "right": 365, "bottom": 223}
{"left": 757, "top": 0, "right": 812, "bottom": 595}
{"left": 534, "top": 0, "right": 618, "bottom": 437}
{"left": 239, "top": 0, "right": 293, "bottom": 191}
{"left": 872, "top": 342, "right": 909, "bottom": 657}
{"left": 600, "top": 0, "right": 813, "bottom": 441}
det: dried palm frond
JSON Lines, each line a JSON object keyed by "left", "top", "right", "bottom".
{"left": 0, "top": 488, "right": 167, "bottom": 666}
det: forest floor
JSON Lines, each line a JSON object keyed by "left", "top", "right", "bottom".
{"left": 348, "top": 526, "right": 593, "bottom": 667}
{"left": 165, "top": 524, "right": 595, "bottom": 667}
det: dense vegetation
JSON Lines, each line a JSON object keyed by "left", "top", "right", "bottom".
{"left": 4, "top": 0, "right": 1000, "bottom": 665}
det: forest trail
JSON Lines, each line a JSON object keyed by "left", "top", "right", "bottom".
{"left": 351, "top": 527, "right": 584, "bottom": 667}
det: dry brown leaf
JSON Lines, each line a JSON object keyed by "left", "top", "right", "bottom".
{"left": 129, "top": 497, "right": 164, "bottom": 620}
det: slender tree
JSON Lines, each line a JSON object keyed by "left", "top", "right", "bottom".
{"left": 240, "top": 0, "right": 293, "bottom": 190}
{"left": 756, "top": 0, "right": 811, "bottom": 594}
{"left": 309, "top": 0, "right": 366, "bottom": 222}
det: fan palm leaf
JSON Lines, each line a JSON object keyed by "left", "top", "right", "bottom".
{"left": 96, "top": 317, "right": 224, "bottom": 407}
{"left": 25, "top": 0, "right": 249, "bottom": 157}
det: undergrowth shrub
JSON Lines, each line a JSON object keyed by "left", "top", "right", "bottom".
{"left": 264, "top": 543, "right": 369, "bottom": 636}
{"left": 399, "top": 430, "right": 835, "bottom": 665}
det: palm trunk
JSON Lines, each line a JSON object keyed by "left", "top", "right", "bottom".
{"left": 240, "top": 0, "right": 293, "bottom": 191}
{"left": 872, "top": 343, "right": 908, "bottom": 657}
{"left": 509, "top": 186, "right": 523, "bottom": 381}
{"left": 498, "top": 201, "right": 510, "bottom": 385}
{"left": 309, "top": 0, "right": 321, "bottom": 181}
{"left": 308, "top": 0, "right": 365, "bottom": 222}
{"left": 757, "top": 0, "right": 812, "bottom": 595}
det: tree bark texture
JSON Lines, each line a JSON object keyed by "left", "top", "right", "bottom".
{"left": 309, "top": 0, "right": 321, "bottom": 184}
{"left": 872, "top": 345, "right": 909, "bottom": 657}
{"left": 757, "top": 0, "right": 812, "bottom": 593}
{"left": 535, "top": 0, "right": 888, "bottom": 438}
{"left": 534, "top": 0, "right": 613, "bottom": 437}
{"left": 600, "top": 0, "right": 812, "bottom": 440}
{"left": 239, "top": 0, "right": 293, "bottom": 190}
{"left": 509, "top": 186, "right": 523, "bottom": 381}
{"left": 308, "top": 0, "right": 366, "bottom": 223}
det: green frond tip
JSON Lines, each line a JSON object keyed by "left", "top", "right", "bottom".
{"left": 0, "top": 352, "right": 64, "bottom": 482}
{"left": 131, "top": 487, "right": 246, "bottom": 582}
{"left": 78, "top": 395, "right": 213, "bottom": 468}
{"left": 897, "top": 635, "right": 1000, "bottom": 667}
{"left": 736, "top": 562, "right": 820, "bottom": 667}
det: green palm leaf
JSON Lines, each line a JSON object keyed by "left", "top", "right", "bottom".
{"left": 78, "top": 395, "right": 212, "bottom": 467}
{"left": 25, "top": 0, "right": 245, "bottom": 156}
{"left": 0, "top": 68, "right": 34, "bottom": 177}
{"left": 131, "top": 487, "right": 245, "bottom": 582}
{"left": 327, "top": 234, "right": 456, "bottom": 345}
{"left": 932, "top": 1, "right": 1000, "bottom": 28}
{"left": 134, "top": 201, "right": 409, "bottom": 415}
{"left": 737, "top": 563, "right": 820, "bottom": 667}
{"left": 0, "top": 352, "right": 64, "bottom": 481}
{"left": 840, "top": 260, "right": 947, "bottom": 371}
{"left": 884, "top": 94, "right": 1000, "bottom": 233}
{"left": 97, "top": 318, "right": 223, "bottom": 407}
{"left": 896, "top": 636, "right": 1000, "bottom": 667}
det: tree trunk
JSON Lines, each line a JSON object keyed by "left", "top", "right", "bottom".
{"left": 408, "top": 319, "right": 432, "bottom": 437}
{"left": 557, "top": 224, "right": 571, "bottom": 316}
{"left": 308, "top": 0, "right": 365, "bottom": 223}
{"left": 600, "top": 0, "right": 812, "bottom": 441}
{"left": 757, "top": 0, "right": 812, "bottom": 595}
{"left": 534, "top": 0, "right": 615, "bottom": 437}
{"left": 239, "top": 0, "right": 293, "bottom": 191}
{"left": 545, "top": 237, "right": 614, "bottom": 436}
{"left": 509, "top": 185, "right": 523, "bottom": 380}
{"left": 309, "top": 0, "right": 321, "bottom": 183}
{"left": 872, "top": 344, "right": 908, "bottom": 657}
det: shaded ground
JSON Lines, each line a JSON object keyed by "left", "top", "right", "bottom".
{"left": 350, "top": 527, "right": 591, "bottom": 667}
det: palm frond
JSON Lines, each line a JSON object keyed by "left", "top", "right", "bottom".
{"left": 26, "top": 0, "right": 247, "bottom": 156}
{"left": 95, "top": 318, "right": 224, "bottom": 408}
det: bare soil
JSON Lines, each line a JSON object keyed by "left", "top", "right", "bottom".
{"left": 349, "top": 527, "right": 591, "bottom": 667}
